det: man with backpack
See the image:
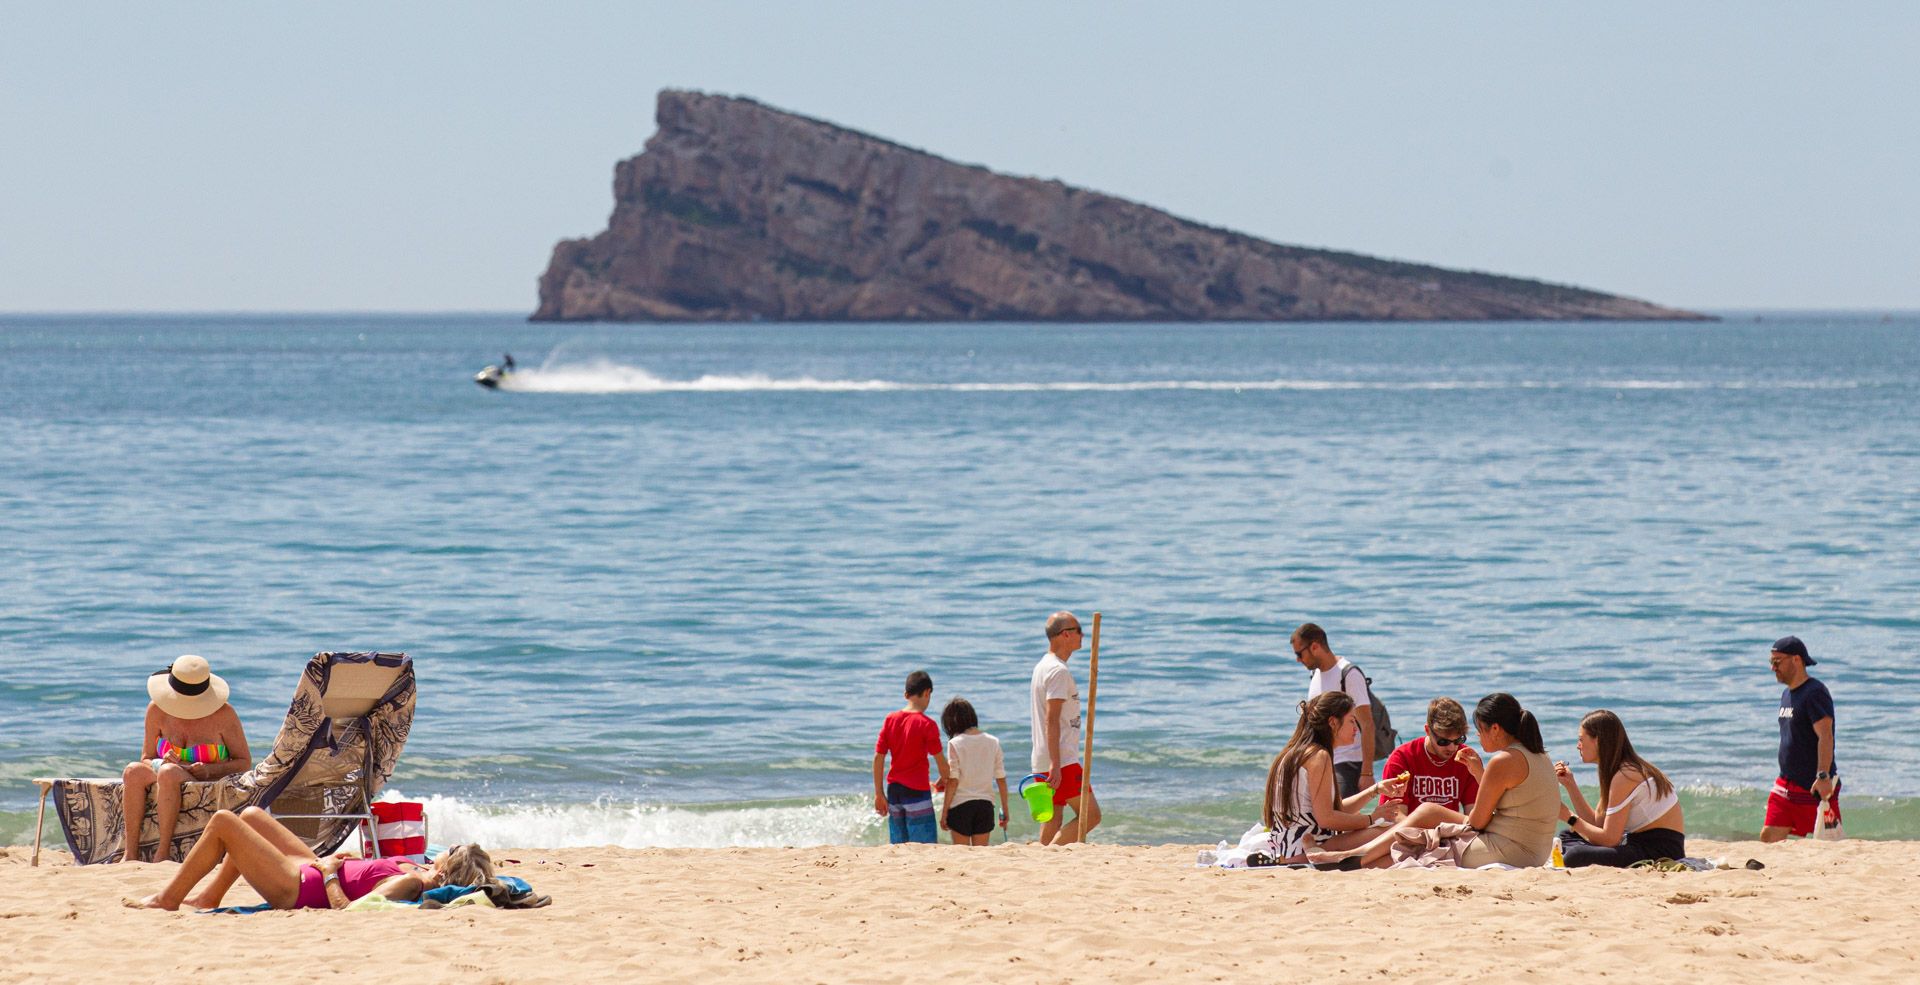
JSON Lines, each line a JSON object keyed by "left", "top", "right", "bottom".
{"left": 1292, "top": 622, "right": 1397, "bottom": 800}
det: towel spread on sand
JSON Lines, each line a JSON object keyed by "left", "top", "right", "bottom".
{"left": 54, "top": 652, "right": 415, "bottom": 864}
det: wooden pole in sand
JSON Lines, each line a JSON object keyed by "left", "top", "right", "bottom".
{"left": 1076, "top": 611, "right": 1102, "bottom": 843}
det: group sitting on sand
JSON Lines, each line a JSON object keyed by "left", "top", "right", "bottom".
{"left": 1258, "top": 688, "right": 1678, "bottom": 869}
{"left": 1249, "top": 623, "right": 1835, "bottom": 870}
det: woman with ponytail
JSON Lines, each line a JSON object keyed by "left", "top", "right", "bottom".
{"left": 1326, "top": 692, "right": 1560, "bottom": 868}
{"left": 1452, "top": 692, "right": 1560, "bottom": 867}
{"left": 1552, "top": 710, "right": 1685, "bottom": 867}
{"left": 1258, "top": 692, "right": 1408, "bottom": 861}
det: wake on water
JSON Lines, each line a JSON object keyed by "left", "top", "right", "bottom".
{"left": 495, "top": 358, "right": 1865, "bottom": 395}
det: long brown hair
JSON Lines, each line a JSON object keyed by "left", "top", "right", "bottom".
{"left": 1263, "top": 691, "right": 1354, "bottom": 828}
{"left": 1581, "top": 709, "right": 1672, "bottom": 809}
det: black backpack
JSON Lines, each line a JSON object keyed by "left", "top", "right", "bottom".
{"left": 1338, "top": 659, "right": 1399, "bottom": 757}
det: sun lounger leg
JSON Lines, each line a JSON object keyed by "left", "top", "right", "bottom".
{"left": 32, "top": 780, "right": 52, "bottom": 867}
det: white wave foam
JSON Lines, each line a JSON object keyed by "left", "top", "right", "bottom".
{"left": 494, "top": 360, "right": 1865, "bottom": 395}
{"left": 396, "top": 792, "right": 883, "bottom": 849}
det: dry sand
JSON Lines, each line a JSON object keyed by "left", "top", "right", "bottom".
{"left": 3, "top": 839, "right": 1916, "bottom": 983}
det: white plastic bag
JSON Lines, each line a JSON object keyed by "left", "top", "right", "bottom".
{"left": 1813, "top": 796, "right": 1844, "bottom": 841}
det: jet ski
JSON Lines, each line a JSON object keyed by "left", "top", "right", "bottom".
{"left": 474, "top": 353, "right": 517, "bottom": 389}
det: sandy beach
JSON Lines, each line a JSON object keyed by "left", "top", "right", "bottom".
{"left": 3, "top": 838, "right": 1915, "bottom": 983}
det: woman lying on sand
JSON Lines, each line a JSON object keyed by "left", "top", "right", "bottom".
{"left": 1326, "top": 692, "right": 1559, "bottom": 868}
{"left": 132, "top": 806, "right": 493, "bottom": 910}
{"left": 1260, "top": 692, "right": 1408, "bottom": 861}
{"left": 1554, "top": 710, "right": 1686, "bottom": 867}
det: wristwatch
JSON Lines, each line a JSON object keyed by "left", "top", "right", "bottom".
{"left": 1815, "top": 771, "right": 1832, "bottom": 780}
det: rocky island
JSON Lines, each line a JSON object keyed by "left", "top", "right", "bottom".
{"left": 534, "top": 90, "right": 1706, "bottom": 322}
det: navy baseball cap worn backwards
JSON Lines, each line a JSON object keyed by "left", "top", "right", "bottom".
{"left": 1772, "top": 635, "right": 1816, "bottom": 666}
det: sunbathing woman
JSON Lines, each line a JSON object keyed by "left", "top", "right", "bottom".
{"left": 1553, "top": 710, "right": 1685, "bottom": 867}
{"left": 1260, "top": 692, "right": 1408, "bottom": 862}
{"left": 132, "top": 806, "right": 493, "bottom": 910}
{"left": 120, "top": 656, "right": 252, "bottom": 862}
{"left": 1331, "top": 692, "right": 1559, "bottom": 868}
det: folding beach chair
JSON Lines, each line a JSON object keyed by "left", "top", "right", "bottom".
{"left": 31, "top": 651, "right": 416, "bottom": 866}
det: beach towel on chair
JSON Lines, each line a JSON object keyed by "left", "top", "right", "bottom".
{"left": 51, "top": 652, "right": 415, "bottom": 864}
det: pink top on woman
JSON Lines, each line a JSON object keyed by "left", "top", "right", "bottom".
{"left": 292, "top": 857, "right": 409, "bottom": 909}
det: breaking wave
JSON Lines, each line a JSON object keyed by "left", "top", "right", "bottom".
{"left": 405, "top": 793, "right": 885, "bottom": 849}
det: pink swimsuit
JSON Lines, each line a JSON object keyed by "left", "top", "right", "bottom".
{"left": 292, "top": 857, "right": 408, "bottom": 908}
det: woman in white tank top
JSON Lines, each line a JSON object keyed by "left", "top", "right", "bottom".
{"left": 1554, "top": 710, "right": 1686, "bottom": 867}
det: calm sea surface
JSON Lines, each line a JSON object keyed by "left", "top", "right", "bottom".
{"left": 3, "top": 313, "right": 1917, "bottom": 846}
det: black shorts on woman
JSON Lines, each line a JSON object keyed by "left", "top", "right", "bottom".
{"left": 945, "top": 800, "right": 995, "bottom": 837}
{"left": 1558, "top": 826, "right": 1685, "bottom": 868}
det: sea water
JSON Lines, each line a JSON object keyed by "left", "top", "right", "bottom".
{"left": 2, "top": 313, "right": 1917, "bottom": 847}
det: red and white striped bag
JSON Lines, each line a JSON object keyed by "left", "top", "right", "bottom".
{"left": 362, "top": 801, "right": 429, "bottom": 862}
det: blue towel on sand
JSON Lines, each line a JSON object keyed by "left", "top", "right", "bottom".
{"left": 415, "top": 875, "right": 533, "bottom": 905}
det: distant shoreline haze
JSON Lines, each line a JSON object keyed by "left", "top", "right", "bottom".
{"left": 532, "top": 91, "right": 1709, "bottom": 324}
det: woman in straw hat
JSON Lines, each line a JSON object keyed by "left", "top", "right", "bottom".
{"left": 119, "top": 655, "right": 251, "bottom": 862}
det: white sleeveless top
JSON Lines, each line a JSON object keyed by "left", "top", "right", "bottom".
{"left": 1605, "top": 776, "right": 1680, "bottom": 832}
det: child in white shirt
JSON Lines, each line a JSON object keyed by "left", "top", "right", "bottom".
{"left": 939, "top": 697, "right": 1009, "bottom": 846}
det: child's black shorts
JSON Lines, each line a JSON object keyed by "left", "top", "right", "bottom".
{"left": 946, "top": 799, "right": 996, "bottom": 837}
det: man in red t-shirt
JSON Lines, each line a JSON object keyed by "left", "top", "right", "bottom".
{"left": 872, "top": 670, "right": 949, "bottom": 844}
{"left": 1378, "top": 697, "right": 1483, "bottom": 816}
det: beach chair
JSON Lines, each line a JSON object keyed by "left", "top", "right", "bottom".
{"left": 30, "top": 651, "right": 416, "bottom": 866}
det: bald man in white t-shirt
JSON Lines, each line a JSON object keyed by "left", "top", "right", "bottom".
{"left": 1030, "top": 610, "right": 1100, "bottom": 845}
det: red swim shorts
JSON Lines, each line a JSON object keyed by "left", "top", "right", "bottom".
{"left": 1048, "top": 763, "right": 1085, "bottom": 803}
{"left": 1765, "top": 776, "right": 1841, "bottom": 837}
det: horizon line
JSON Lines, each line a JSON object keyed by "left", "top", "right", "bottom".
{"left": 2, "top": 307, "right": 1918, "bottom": 319}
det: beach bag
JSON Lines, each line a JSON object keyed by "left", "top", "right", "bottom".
{"left": 1338, "top": 659, "right": 1399, "bottom": 757}
{"left": 362, "top": 800, "right": 429, "bottom": 862}
{"left": 1813, "top": 797, "right": 1844, "bottom": 841}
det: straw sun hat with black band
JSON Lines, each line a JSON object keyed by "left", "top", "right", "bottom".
{"left": 147, "top": 655, "right": 230, "bottom": 720}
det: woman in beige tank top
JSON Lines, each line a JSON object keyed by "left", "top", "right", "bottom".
{"left": 1326, "top": 692, "right": 1560, "bottom": 868}
{"left": 1456, "top": 693, "right": 1558, "bottom": 868}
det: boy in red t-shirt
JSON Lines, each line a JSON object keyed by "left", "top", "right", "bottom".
{"left": 872, "top": 670, "right": 950, "bottom": 844}
{"left": 1378, "top": 697, "right": 1484, "bottom": 816}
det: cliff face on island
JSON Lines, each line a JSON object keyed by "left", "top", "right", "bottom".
{"left": 534, "top": 91, "right": 1706, "bottom": 322}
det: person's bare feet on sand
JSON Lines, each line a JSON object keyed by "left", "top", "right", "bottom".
{"left": 125, "top": 894, "right": 178, "bottom": 911}
{"left": 181, "top": 891, "right": 219, "bottom": 910}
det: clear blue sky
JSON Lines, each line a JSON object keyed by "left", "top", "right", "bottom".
{"left": 2, "top": 1, "right": 1914, "bottom": 312}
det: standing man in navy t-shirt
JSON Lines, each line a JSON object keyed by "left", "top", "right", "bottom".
{"left": 1761, "top": 635, "right": 1839, "bottom": 841}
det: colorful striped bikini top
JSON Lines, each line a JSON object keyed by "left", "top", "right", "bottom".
{"left": 157, "top": 737, "right": 229, "bottom": 764}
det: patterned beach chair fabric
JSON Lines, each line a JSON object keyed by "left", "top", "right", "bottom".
{"left": 38, "top": 651, "right": 415, "bottom": 865}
